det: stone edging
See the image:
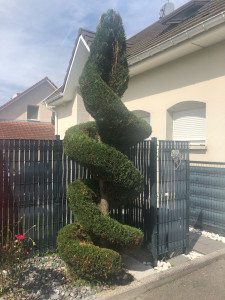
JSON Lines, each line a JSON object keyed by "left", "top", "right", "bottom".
{"left": 85, "top": 247, "right": 225, "bottom": 300}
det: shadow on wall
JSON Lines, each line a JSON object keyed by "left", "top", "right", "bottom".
{"left": 125, "top": 41, "right": 225, "bottom": 102}
{"left": 56, "top": 101, "right": 74, "bottom": 119}
{"left": 189, "top": 211, "right": 203, "bottom": 250}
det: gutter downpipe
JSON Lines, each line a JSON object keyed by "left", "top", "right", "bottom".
{"left": 45, "top": 103, "right": 58, "bottom": 138}
{"left": 128, "top": 12, "right": 225, "bottom": 67}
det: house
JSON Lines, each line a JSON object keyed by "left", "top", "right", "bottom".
{"left": 43, "top": 29, "right": 95, "bottom": 137}
{"left": 43, "top": 0, "right": 225, "bottom": 162}
{"left": 0, "top": 120, "right": 55, "bottom": 140}
{"left": 0, "top": 77, "right": 57, "bottom": 124}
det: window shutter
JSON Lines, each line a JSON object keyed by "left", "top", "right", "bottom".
{"left": 173, "top": 108, "right": 205, "bottom": 143}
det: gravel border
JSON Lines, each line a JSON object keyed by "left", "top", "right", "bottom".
{"left": 0, "top": 255, "right": 133, "bottom": 300}
{"left": 0, "top": 255, "right": 102, "bottom": 299}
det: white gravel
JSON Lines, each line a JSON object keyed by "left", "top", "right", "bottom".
{"left": 154, "top": 261, "right": 172, "bottom": 272}
{"left": 0, "top": 256, "right": 101, "bottom": 300}
{"left": 183, "top": 251, "right": 203, "bottom": 260}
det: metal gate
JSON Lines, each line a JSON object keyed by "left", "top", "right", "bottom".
{"left": 155, "top": 140, "right": 189, "bottom": 262}
{"left": 112, "top": 138, "right": 190, "bottom": 266}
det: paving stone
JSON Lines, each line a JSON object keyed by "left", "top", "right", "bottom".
{"left": 192, "top": 235, "right": 225, "bottom": 255}
{"left": 168, "top": 254, "right": 190, "bottom": 267}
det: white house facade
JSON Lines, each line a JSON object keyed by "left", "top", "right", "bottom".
{"left": 43, "top": 0, "right": 225, "bottom": 162}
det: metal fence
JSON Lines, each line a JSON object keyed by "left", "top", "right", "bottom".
{"left": 157, "top": 141, "right": 189, "bottom": 259}
{"left": 0, "top": 138, "right": 189, "bottom": 265}
{"left": 112, "top": 139, "right": 190, "bottom": 263}
{"left": 190, "top": 161, "right": 225, "bottom": 233}
{"left": 111, "top": 140, "right": 153, "bottom": 243}
{"left": 0, "top": 139, "right": 89, "bottom": 251}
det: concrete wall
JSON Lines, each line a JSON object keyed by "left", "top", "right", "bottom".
{"left": 0, "top": 81, "right": 55, "bottom": 123}
{"left": 123, "top": 40, "right": 225, "bottom": 162}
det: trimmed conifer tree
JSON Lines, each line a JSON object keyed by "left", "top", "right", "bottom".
{"left": 57, "top": 9, "right": 152, "bottom": 282}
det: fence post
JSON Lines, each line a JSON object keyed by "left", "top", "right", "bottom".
{"left": 0, "top": 139, "right": 3, "bottom": 245}
{"left": 185, "top": 159, "right": 190, "bottom": 254}
{"left": 150, "top": 137, "right": 158, "bottom": 267}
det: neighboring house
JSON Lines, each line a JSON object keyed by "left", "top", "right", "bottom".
{"left": 0, "top": 120, "right": 55, "bottom": 140}
{"left": 43, "top": 0, "right": 225, "bottom": 162}
{"left": 0, "top": 77, "right": 57, "bottom": 123}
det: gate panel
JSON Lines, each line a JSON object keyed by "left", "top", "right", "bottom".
{"left": 157, "top": 141, "right": 189, "bottom": 258}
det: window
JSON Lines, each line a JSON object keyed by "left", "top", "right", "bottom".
{"left": 169, "top": 102, "right": 206, "bottom": 145}
{"left": 132, "top": 110, "right": 151, "bottom": 124}
{"left": 132, "top": 110, "right": 151, "bottom": 140}
{"left": 27, "top": 105, "right": 39, "bottom": 120}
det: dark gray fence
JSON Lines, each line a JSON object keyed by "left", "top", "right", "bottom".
{"left": 111, "top": 140, "right": 153, "bottom": 243}
{"left": 0, "top": 139, "right": 88, "bottom": 251}
{"left": 0, "top": 138, "right": 189, "bottom": 265}
{"left": 157, "top": 141, "right": 189, "bottom": 260}
{"left": 190, "top": 161, "right": 225, "bottom": 232}
{"left": 112, "top": 139, "right": 190, "bottom": 264}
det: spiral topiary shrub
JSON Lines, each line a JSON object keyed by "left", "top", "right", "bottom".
{"left": 57, "top": 9, "right": 152, "bottom": 282}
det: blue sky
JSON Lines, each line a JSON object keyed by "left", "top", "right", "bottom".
{"left": 0, "top": 0, "right": 189, "bottom": 106}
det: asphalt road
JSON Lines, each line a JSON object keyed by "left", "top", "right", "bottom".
{"left": 134, "top": 257, "right": 225, "bottom": 300}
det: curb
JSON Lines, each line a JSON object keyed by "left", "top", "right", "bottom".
{"left": 85, "top": 247, "right": 225, "bottom": 300}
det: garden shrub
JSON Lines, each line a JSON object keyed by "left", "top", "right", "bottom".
{"left": 57, "top": 9, "right": 152, "bottom": 282}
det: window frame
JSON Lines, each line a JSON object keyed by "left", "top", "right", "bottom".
{"left": 27, "top": 105, "right": 39, "bottom": 121}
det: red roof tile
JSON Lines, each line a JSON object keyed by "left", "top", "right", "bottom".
{"left": 0, "top": 121, "right": 55, "bottom": 140}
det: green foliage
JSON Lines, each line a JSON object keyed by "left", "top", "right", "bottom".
{"left": 58, "top": 9, "right": 152, "bottom": 282}
{"left": 79, "top": 10, "right": 151, "bottom": 149}
{"left": 64, "top": 125, "right": 144, "bottom": 207}
{"left": 57, "top": 223, "right": 122, "bottom": 282}
{"left": 66, "top": 180, "right": 143, "bottom": 250}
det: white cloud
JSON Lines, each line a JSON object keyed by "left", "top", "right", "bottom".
{"left": 0, "top": 0, "right": 189, "bottom": 105}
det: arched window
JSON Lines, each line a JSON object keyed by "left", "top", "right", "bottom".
{"left": 168, "top": 101, "right": 206, "bottom": 145}
{"left": 132, "top": 110, "right": 151, "bottom": 124}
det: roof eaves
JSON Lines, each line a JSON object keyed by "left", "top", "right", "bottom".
{"left": 45, "top": 77, "right": 58, "bottom": 89}
{"left": 127, "top": 0, "right": 225, "bottom": 60}
{"left": 42, "top": 85, "right": 64, "bottom": 105}
{"left": 61, "top": 28, "right": 95, "bottom": 94}
{"left": 128, "top": 9, "right": 225, "bottom": 67}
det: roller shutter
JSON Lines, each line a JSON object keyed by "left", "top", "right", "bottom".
{"left": 173, "top": 108, "right": 205, "bottom": 144}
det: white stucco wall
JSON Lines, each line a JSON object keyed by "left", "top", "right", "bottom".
{"left": 123, "top": 40, "right": 225, "bottom": 162}
{"left": 55, "top": 40, "right": 225, "bottom": 162}
{"left": 56, "top": 93, "right": 93, "bottom": 139}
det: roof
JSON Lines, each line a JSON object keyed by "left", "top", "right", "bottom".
{"left": 127, "top": 0, "right": 225, "bottom": 59}
{"left": 62, "top": 28, "right": 95, "bottom": 90}
{"left": 0, "top": 120, "right": 55, "bottom": 140}
{"left": 0, "top": 77, "right": 57, "bottom": 111}
{"left": 43, "top": 85, "right": 64, "bottom": 104}
{"left": 43, "top": 29, "right": 95, "bottom": 105}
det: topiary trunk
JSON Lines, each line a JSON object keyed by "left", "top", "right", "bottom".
{"left": 57, "top": 9, "right": 152, "bottom": 283}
